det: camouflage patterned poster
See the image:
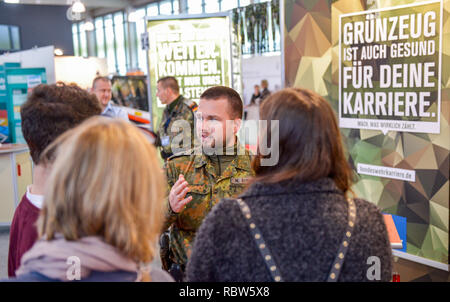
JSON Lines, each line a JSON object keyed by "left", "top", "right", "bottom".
{"left": 147, "top": 16, "right": 232, "bottom": 130}
{"left": 339, "top": 0, "right": 442, "bottom": 134}
{"left": 285, "top": 0, "right": 449, "bottom": 271}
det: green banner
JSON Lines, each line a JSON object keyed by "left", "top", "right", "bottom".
{"left": 147, "top": 16, "right": 232, "bottom": 130}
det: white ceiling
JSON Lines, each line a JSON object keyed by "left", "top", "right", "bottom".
{"left": 5, "top": 0, "right": 126, "bottom": 8}
{"left": 2, "top": 0, "right": 158, "bottom": 17}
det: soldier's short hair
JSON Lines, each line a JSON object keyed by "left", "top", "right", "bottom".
{"left": 92, "top": 76, "right": 111, "bottom": 89}
{"left": 200, "top": 86, "right": 243, "bottom": 119}
{"left": 157, "top": 76, "right": 179, "bottom": 94}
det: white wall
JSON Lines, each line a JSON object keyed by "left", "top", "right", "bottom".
{"left": 0, "top": 46, "right": 56, "bottom": 84}
{"left": 55, "top": 56, "right": 108, "bottom": 90}
{"left": 238, "top": 53, "right": 282, "bottom": 148}
{"left": 241, "top": 53, "right": 282, "bottom": 105}
{"left": 0, "top": 46, "right": 109, "bottom": 90}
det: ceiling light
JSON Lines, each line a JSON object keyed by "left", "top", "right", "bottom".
{"left": 72, "top": 0, "right": 86, "bottom": 13}
{"left": 54, "top": 48, "right": 64, "bottom": 56}
{"left": 4, "top": 0, "right": 20, "bottom": 4}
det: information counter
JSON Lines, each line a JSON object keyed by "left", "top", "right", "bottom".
{"left": 0, "top": 144, "right": 32, "bottom": 226}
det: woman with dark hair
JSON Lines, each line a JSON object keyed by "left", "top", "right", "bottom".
{"left": 187, "top": 88, "right": 392, "bottom": 282}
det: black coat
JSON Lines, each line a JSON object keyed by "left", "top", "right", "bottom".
{"left": 260, "top": 88, "right": 271, "bottom": 102}
{"left": 187, "top": 177, "right": 392, "bottom": 282}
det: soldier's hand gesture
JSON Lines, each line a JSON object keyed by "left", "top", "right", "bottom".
{"left": 169, "top": 174, "right": 193, "bottom": 213}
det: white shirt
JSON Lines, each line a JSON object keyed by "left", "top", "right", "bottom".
{"left": 101, "top": 101, "right": 129, "bottom": 121}
{"left": 26, "top": 185, "right": 44, "bottom": 209}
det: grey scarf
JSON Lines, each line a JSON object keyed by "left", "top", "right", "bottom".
{"left": 16, "top": 234, "right": 150, "bottom": 281}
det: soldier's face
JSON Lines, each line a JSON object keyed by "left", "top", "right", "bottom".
{"left": 196, "top": 98, "right": 239, "bottom": 150}
{"left": 156, "top": 82, "right": 170, "bottom": 104}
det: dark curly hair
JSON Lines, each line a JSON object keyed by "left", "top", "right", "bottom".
{"left": 21, "top": 82, "right": 102, "bottom": 164}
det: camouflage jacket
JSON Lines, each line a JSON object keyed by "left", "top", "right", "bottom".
{"left": 155, "top": 95, "right": 198, "bottom": 160}
{"left": 163, "top": 144, "right": 254, "bottom": 266}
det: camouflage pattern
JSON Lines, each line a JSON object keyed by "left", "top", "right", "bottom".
{"left": 163, "top": 144, "right": 254, "bottom": 266}
{"left": 155, "top": 96, "right": 198, "bottom": 160}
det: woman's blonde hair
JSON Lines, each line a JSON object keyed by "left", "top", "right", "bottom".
{"left": 37, "top": 116, "right": 166, "bottom": 264}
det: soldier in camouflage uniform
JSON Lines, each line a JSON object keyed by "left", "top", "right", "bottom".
{"left": 161, "top": 86, "right": 254, "bottom": 280}
{"left": 155, "top": 76, "right": 198, "bottom": 160}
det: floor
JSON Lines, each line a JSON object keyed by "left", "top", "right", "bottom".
{"left": 0, "top": 226, "right": 161, "bottom": 280}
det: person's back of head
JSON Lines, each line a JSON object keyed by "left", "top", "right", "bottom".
{"left": 261, "top": 80, "right": 269, "bottom": 90}
{"left": 38, "top": 117, "right": 166, "bottom": 273}
{"left": 157, "top": 76, "right": 180, "bottom": 95}
{"left": 21, "top": 82, "right": 102, "bottom": 165}
{"left": 156, "top": 76, "right": 180, "bottom": 105}
{"left": 252, "top": 87, "right": 353, "bottom": 196}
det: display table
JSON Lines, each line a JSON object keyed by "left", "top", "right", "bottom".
{"left": 0, "top": 144, "right": 32, "bottom": 226}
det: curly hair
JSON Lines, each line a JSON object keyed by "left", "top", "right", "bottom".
{"left": 20, "top": 82, "right": 102, "bottom": 164}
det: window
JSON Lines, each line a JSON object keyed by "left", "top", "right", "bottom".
{"left": 94, "top": 17, "right": 105, "bottom": 58}
{"left": 74, "top": 0, "right": 278, "bottom": 74}
{"left": 159, "top": 0, "right": 173, "bottom": 15}
{"left": 238, "top": 0, "right": 281, "bottom": 55}
{"left": 135, "top": 8, "right": 148, "bottom": 73}
{"left": 239, "top": 0, "right": 251, "bottom": 7}
{"left": 147, "top": 2, "right": 159, "bottom": 16}
{"left": 72, "top": 23, "right": 80, "bottom": 56}
{"left": 173, "top": 0, "right": 179, "bottom": 14}
{"left": 104, "top": 15, "right": 117, "bottom": 74}
{"left": 187, "top": 0, "right": 203, "bottom": 14}
{"left": 0, "top": 25, "right": 21, "bottom": 52}
{"left": 114, "top": 12, "right": 127, "bottom": 75}
{"left": 79, "top": 22, "right": 88, "bottom": 57}
{"left": 221, "top": 0, "right": 238, "bottom": 11}
{"left": 10, "top": 26, "right": 20, "bottom": 50}
{"left": 205, "top": 0, "right": 220, "bottom": 13}
{"left": 0, "top": 26, "right": 10, "bottom": 50}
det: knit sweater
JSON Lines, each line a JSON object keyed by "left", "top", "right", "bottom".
{"left": 186, "top": 177, "right": 393, "bottom": 282}
{"left": 8, "top": 194, "right": 40, "bottom": 277}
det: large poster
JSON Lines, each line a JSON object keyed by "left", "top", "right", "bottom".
{"left": 284, "top": 0, "right": 449, "bottom": 273}
{"left": 147, "top": 16, "right": 232, "bottom": 129}
{"left": 339, "top": 1, "right": 442, "bottom": 134}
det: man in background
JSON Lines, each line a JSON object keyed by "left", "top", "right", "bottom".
{"left": 92, "top": 76, "right": 129, "bottom": 121}
{"left": 7, "top": 83, "right": 101, "bottom": 277}
{"left": 155, "top": 76, "right": 197, "bottom": 160}
{"left": 260, "top": 79, "right": 271, "bottom": 103}
{"left": 244, "top": 84, "right": 261, "bottom": 120}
